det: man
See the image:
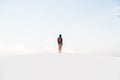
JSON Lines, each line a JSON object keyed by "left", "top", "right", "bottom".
{"left": 57, "top": 34, "right": 63, "bottom": 53}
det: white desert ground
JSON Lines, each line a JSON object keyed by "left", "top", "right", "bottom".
{"left": 0, "top": 54, "right": 120, "bottom": 80}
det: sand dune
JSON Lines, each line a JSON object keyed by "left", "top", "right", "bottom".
{"left": 0, "top": 54, "right": 120, "bottom": 80}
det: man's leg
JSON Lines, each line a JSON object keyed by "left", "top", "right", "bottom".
{"left": 59, "top": 45, "right": 62, "bottom": 53}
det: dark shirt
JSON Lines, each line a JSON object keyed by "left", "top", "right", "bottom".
{"left": 57, "top": 37, "right": 63, "bottom": 45}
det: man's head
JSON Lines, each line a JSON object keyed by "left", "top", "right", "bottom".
{"left": 59, "top": 34, "right": 62, "bottom": 37}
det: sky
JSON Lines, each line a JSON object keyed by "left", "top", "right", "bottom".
{"left": 0, "top": 0, "right": 120, "bottom": 56}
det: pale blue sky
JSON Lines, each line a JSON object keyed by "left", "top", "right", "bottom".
{"left": 0, "top": 0, "right": 120, "bottom": 55}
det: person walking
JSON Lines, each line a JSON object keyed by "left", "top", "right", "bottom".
{"left": 57, "top": 34, "right": 63, "bottom": 53}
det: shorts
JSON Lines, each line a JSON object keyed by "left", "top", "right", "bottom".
{"left": 58, "top": 44, "right": 62, "bottom": 50}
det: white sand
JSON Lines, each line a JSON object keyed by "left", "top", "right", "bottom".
{"left": 0, "top": 54, "right": 120, "bottom": 80}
